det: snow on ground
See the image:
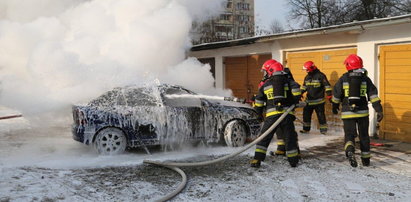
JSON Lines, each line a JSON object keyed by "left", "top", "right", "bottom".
{"left": 0, "top": 117, "right": 411, "bottom": 202}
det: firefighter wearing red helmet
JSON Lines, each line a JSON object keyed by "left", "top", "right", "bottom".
{"left": 255, "top": 60, "right": 297, "bottom": 157}
{"left": 250, "top": 60, "right": 302, "bottom": 168}
{"left": 300, "top": 61, "right": 332, "bottom": 134}
{"left": 332, "top": 54, "right": 383, "bottom": 167}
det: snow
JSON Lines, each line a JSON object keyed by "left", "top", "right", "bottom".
{"left": 1, "top": 116, "right": 410, "bottom": 201}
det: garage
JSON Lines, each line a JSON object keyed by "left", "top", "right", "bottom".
{"left": 225, "top": 54, "right": 271, "bottom": 100}
{"left": 379, "top": 43, "right": 411, "bottom": 142}
{"left": 286, "top": 48, "right": 357, "bottom": 130}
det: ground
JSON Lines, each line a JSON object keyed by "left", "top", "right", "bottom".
{"left": 0, "top": 117, "right": 411, "bottom": 202}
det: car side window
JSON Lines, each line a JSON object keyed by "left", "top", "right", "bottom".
{"left": 163, "top": 87, "right": 201, "bottom": 107}
{"left": 125, "top": 88, "right": 159, "bottom": 107}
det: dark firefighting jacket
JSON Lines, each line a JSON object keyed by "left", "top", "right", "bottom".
{"left": 254, "top": 71, "right": 301, "bottom": 118}
{"left": 332, "top": 70, "right": 383, "bottom": 119}
{"left": 301, "top": 69, "right": 332, "bottom": 105}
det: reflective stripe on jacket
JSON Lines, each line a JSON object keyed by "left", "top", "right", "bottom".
{"left": 301, "top": 69, "right": 332, "bottom": 105}
{"left": 332, "top": 71, "right": 382, "bottom": 119}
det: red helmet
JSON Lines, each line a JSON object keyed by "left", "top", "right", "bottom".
{"left": 344, "top": 54, "right": 363, "bottom": 70}
{"left": 261, "top": 59, "right": 283, "bottom": 78}
{"left": 303, "top": 61, "right": 317, "bottom": 72}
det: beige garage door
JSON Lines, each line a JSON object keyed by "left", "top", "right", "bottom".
{"left": 286, "top": 48, "right": 357, "bottom": 130}
{"left": 225, "top": 54, "right": 271, "bottom": 100}
{"left": 379, "top": 44, "right": 411, "bottom": 143}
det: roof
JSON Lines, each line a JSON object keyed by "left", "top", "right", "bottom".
{"left": 191, "top": 14, "right": 411, "bottom": 51}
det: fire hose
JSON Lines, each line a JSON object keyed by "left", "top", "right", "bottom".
{"left": 143, "top": 104, "right": 296, "bottom": 202}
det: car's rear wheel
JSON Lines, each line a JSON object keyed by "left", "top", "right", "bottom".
{"left": 224, "top": 120, "right": 247, "bottom": 147}
{"left": 94, "top": 127, "right": 127, "bottom": 155}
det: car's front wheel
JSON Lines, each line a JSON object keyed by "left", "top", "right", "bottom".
{"left": 224, "top": 120, "right": 247, "bottom": 147}
{"left": 94, "top": 127, "right": 127, "bottom": 155}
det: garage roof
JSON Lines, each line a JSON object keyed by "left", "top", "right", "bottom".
{"left": 191, "top": 14, "right": 411, "bottom": 51}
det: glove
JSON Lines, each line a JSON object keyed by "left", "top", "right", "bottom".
{"left": 332, "top": 103, "right": 339, "bottom": 114}
{"left": 377, "top": 112, "right": 383, "bottom": 122}
{"left": 296, "top": 101, "right": 307, "bottom": 108}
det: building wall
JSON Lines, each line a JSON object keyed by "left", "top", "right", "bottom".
{"left": 192, "top": 0, "right": 255, "bottom": 44}
{"left": 188, "top": 22, "right": 411, "bottom": 139}
{"left": 190, "top": 42, "right": 272, "bottom": 88}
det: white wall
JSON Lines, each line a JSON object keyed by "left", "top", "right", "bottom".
{"left": 189, "top": 42, "right": 272, "bottom": 88}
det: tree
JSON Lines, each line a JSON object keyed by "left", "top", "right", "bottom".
{"left": 287, "top": 0, "right": 411, "bottom": 29}
{"left": 288, "top": 0, "right": 329, "bottom": 28}
{"left": 268, "top": 19, "right": 284, "bottom": 34}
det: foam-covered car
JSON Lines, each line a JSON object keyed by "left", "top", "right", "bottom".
{"left": 72, "top": 84, "right": 261, "bottom": 154}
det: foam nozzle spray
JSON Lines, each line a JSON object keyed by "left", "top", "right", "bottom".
{"left": 224, "top": 97, "right": 246, "bottom": 104}
{"left": 164, "top": 94, "right": 246, "bottom": 104}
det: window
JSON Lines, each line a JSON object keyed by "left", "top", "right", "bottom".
{"left": 89, "top": 87, "right": 159, "bottom": 107}
{"left": 236, "top": 3, "right": 249, "bottom": 10}
{"left": 239, "top": 26, "right": 248, "bottom": 33}
{"left": 125, "top": 88, "right": 159, "bottom": 106}
{"left": 216, "top": 25, "right": 232, "bottom": 33}
{"left": 227, "top": 2, "right": 232, "bottom": 8}
{"left": 163, "top": 87, "right": 201, "bottom": 107}
{"left": 244, "top": 3, "right": 249, "bottom": 10}
{"left": 236, "top": 3, "right": 241, "bottom": 10}
{"left": 220, "top": 14, "right": 231, "bottom": 21}
{"left": 237, "top": 15, "right": 248, "bottom": 22}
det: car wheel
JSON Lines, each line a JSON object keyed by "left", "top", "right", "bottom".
{"left": 94, "top": 127, "right": 127, "bottom": 155}
{"left": 224, "top": 120, "right": 247, "bottom": 147}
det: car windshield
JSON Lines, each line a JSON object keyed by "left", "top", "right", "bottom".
{"left": 89, "top": 87, "right": 160, "bottom": 107}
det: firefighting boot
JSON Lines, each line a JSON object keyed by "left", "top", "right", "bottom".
{"left": 320, "top": 127, "right": 327, "bottom": 135}
{"left": 346, "top": 150, "right": 358, "bottom": 168}
{"left": 250, "top": 159, "right": 261, "bottom": 168}
{"left": 288, "top": 156, "right": 299, "bottom": 167}
{"left": 361, "top": 158, "right": 370, "bottom": 166}
{"left": 345, "top": 142, "right": 357, "bottom": 167}
{"left": 347, "top": 151, "right": 357, "bottom": 167}
{"left": 300, "top": 123, "right": 311, "bottom": 134}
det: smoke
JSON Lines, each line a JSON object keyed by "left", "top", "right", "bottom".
{"left": 0, "top": 0, "right": 227, "bottom": 116}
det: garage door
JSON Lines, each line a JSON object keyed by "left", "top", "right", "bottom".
{"left": 379, "top": 44, "right": 411, "bottom": 143}
{"left": 286, "top": 48, "right": 357, "bottom": 130}
{"left": 225, "top": 54, "right": 271, "bottom": 100}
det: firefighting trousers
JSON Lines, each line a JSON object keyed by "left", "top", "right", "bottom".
{"left": 343, "top": 116, "right": 371, "bottom": 159}
{"left": 302, "top": 103, "right": 327, "bottom": 131}
{"left": 276, "top": 127, "right": 285, "bottom": 152}
{"left": 254, "top": 114, "right": 299, "bottom": 161}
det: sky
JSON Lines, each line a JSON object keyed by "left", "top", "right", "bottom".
{"left": 255, "top": 0, "right": 290, "bottom": 31}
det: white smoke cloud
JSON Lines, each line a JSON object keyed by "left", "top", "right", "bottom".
{"left": 0, "top": 0, "right": 227, "bottom": 116}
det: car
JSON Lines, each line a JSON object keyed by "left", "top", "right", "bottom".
{"left": 72, "top": 84, "right": 261, "bottom": 154}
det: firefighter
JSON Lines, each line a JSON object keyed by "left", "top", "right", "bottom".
{"left": 300, "top": 61, "right": 332, "bottom": 134}
{"left": 256, "top": 60, "right": 295, "bottom": 156}
{"left": 331, "top": 54, "right": 383, "bottom": 167}
{"left": 273, "top": 66, "right": 297, "bottom": 156}
{"left": 250, "top": 60, "right": 303, "bottom": 168}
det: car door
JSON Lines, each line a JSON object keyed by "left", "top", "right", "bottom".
{"left": 124, "top": 88, "right": 167, "bottom": 143}
{"left": 162, "top": 87, "right": 205, "bottom": 142}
